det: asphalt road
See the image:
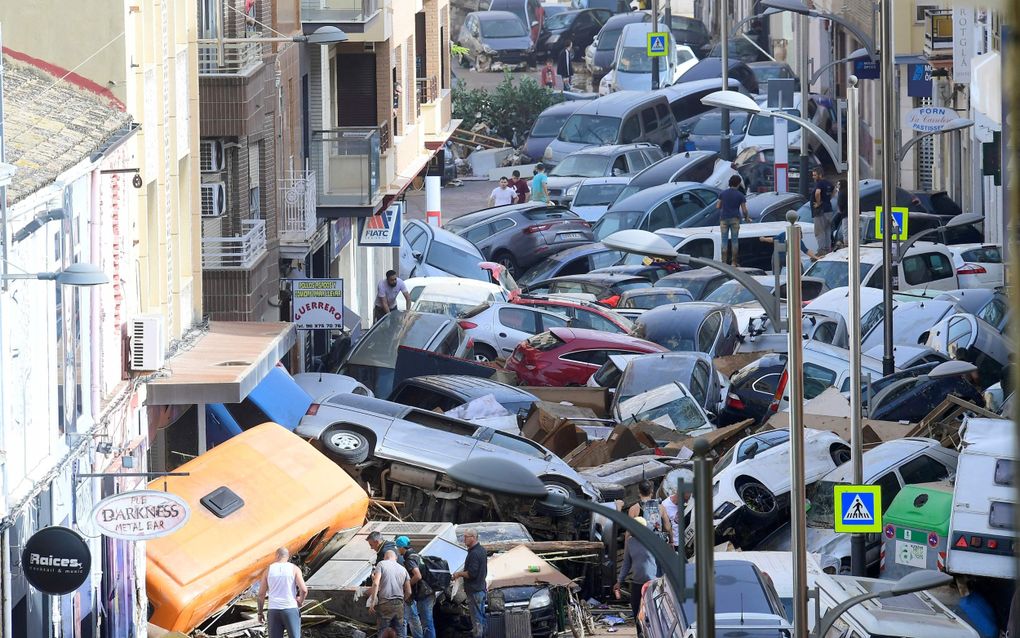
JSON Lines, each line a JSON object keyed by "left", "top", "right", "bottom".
{"left": 403, "top": 178, "right": 497, "bottom": 223}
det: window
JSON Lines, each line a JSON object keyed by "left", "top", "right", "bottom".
{"left": 875, "top": 472, "right": 901, "bottom": 511}
{"left": 611, "top": 154, "right": 630, "bottom": 176}
{"left": 392, "top": 385, "right": 459, "bottom": 412}
{"left": 646, "top": 203, "right": 675, "bottom": 232}
{"left": 994, "top": 459, "right": 1014, "bottom": 487}
{"left": 626, "top": 150, "right": 650, "bottom": 172}
{"left": 813, "top": 320, "right": 838, "bottom": 344}
{"left": 901, "top": 252, "right": 954, "bottom": 285}
{"left": 573, "top": 309, "right": 620, "bottom": 333}
{"left": 590, "top": 250, "right": 623, "bottom": 269}
{"left": 860, "top": 304, "right": 885, "bottom": 337}
{"left": 551, "top": 281, "right": 585, "bottom": 293}
{"left": 620, "top": 116, "right": 641, "bottom": 144}
{"left": 961, "top": 246, "right": 1002, "bottom": 263}
{"left": 670, "top": 192, "right": 703, "bottom": 221}
{"left": 464, "top": 223, "right": 494, "bottom": 244}
{"left": 899, "top": 454, "right": 950, "bottom": 485}
{"left": 977, "top": 297, "right": 1007, "bottom": 329}
{"left": 751, "top": 373, "right": 781, "bottom": 395}
{"left": 492, "top": 218, "right": 515, "bottom": 233}
{"left": 640, "top": 107, "right": 658, "bottom": 131}
{"left": 803, "top": 363, "right": 837, "bottom": 399}
{"left": 990, "top": 501, "right": 1015, "bottom": 530}
{"left": 405, "top": 224, "right": 428, "bottom": 252}
{"left": 655, "top": 103, "right": 671, "bottom": 128}
{"left": 915, "top": 3, "right": 938, "bottom": 23}
{"left": 681, "top": 238, "right": 714, "bottom": 259}
{"left": 946, "top": 316, "right": 973, "bottom": 355}
{"left": 692, "top": 188, "right": 719, "bottom": 207}
{"left": 561, "top": 350, "right": 608, "bottom": 366}
{"left": 697, "top": 312, "right": 721, "bottom": 353}
{"left": 539, "top": 312, "right": 569, "bottom": 331}
{"left": 690, "top": 362, "right": 709, "bottom": 407}
{"left": 499, "top": 307, "right": 539, "bottom": 333}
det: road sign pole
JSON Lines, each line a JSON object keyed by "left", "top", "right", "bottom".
{"left": 651, "top": 0, "right": 660, "bottom": 90}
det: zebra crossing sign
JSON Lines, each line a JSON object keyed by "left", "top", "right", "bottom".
{"left": 834, "top": 485, "right": 883, "bottom": 533}
{"left": 647, "top": 32, "right": 669, "bottom": 57}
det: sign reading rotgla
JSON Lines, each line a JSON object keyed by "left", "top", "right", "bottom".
{"left": 291, "top": 278, "right": 344, "bottom": 330}
{"left": 92, "top": 490, "right": 191, "bottom": 541}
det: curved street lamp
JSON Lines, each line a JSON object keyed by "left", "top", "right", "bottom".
{"left": 895, "top": 118, "right": 975, "bottom": 162}
{"left": 1, "top": 263, "right": 109, "bottom": 287}
{"left": 760, "top": 0, "right": 877, "bottom": 60}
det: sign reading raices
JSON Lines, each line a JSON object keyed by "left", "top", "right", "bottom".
{"left": 21, "top": 526, "right": 92, "bottom": 595}
{"left": 291, "top": 278, "right": 345, "bottom": 329}
{"left": 92, "top": 490, "right": 191, "bottom": 541}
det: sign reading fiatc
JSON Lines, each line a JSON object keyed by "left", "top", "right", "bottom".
{"left": 92, "top": 490, "right": 191, "bottom": 541}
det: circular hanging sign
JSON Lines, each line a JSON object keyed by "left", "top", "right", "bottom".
{"left": 91, "top": 490, "right": 191, "bottom": 541}
{"left": 21, "top": 526, "right": 91, "bottom": 595}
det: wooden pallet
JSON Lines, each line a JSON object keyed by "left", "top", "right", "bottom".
{"left": 451, "top": 127, "right": 509, "bottom": 149}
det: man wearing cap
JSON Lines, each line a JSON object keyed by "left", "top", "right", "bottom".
{"left": 614, "top": 516, "right": 658, "bottom": 637}
{"left": 396, "top": 536, "right": 436, "bottom": 638}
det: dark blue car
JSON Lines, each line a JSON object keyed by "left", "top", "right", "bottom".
{"left": 523, "top": 101, "right": 585, "bottom": 163}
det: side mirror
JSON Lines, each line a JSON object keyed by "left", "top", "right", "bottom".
{"left": 412, "top": 251, "right": 424, "bottom": 262}
{"left": 744, "top": 441, "right": 759, "bottom": 459}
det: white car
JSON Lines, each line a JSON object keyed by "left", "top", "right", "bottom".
{"left": 804, "top": 242, "right": 960, "bottom": 292}
{"left": 567, "top": 176, "right": 632, "bottom": 222}
{"left": 947, "top": 243, "right": 1004, "bottom": 288}
{"left": 407, "top": 277, "right": 508, "bottom": 317}
{"left": 458, "top": 301, "right": 569, "bottom": 361}
{"left": 614, "top": 381, "right": 714, "bottom": 438}
{"left": 736, "top": 94, "right": 832, "bottom": 156}
{"left": 684, "top": 427, "right": 850, "bottom": 550}
{"left": 599, "top": 44, "right": 698, "bottom": 95}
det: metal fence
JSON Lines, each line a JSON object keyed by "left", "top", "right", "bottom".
{"left": 202, "top": 220, "right": 268, "bottom": 269}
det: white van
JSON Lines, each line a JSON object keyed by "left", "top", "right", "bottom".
{"left": 805, "top": 242, "right": 960, "bottom": 292}
{"left": 605, "top": 23, "right": 681, "bottom": 93}
{"left": 945, "top": 417, "right": 1017, "bottom": 579}
{"left": 657, "top": 221, "right": 817, "bottom": 273}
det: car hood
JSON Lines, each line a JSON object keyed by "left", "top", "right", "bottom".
{"left": 482, "top": 35, "right": 534, "bottom": 51}
{"left": 613, "top": 71, "right": 657, "bottom": 91}
{"left": 524, "top": 136, "right": 555, "bottom": 162}
{"left": 571, "top": 205, "right": 610, "bottom": 223}
{"left": 546, "top": 140, "right": 594, "bottom": 164}
{"left": 545, "top": 175, "right": 588, "bottom": 190}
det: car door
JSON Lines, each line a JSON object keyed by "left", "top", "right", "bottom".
{"left": 644, "top": 201, "right": 675, "bottom": 232}
{"left": 900, "top": 250, "right": 958, "bottom": 290}
{"left": 471, "top": 429, "right": 551, "bottom": 478}
{"left": 382, "top": 410, "right": 483, "bottom": 469}
{"left": 400, "top": 221, "right": 429, "bottom": 278}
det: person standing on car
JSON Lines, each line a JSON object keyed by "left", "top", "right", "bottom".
{"left": 453, "top": 528, "right": 487, "bottom": 638}
{"left": 627, "top": 481, "right": 671, "bottom": 545}
{"left": 716, "top": 175, "right": 751, "bottom": 266}
{"left": 375, "top": 270, "right": 411, "bottom": 323}
{"left": 614, "top": 517, "right": 657, "bottom": 636}
{"left": 396, "top": 536, "right": 435, "bottom": 638}
{"left": 531, "top": 163, "right": 550, "bottom": 204}
{"left": 811, "top": 168, "right": 835, "bottom": 254}
{"left": 556, "top": 39, "right": 574, "bottom": 91}
{"left": 370, "top": 550, "right": 412, "bottom": 638}
{"left": 509, "top": 170, "right": 530, "bottom": 203}
{"left": 257, "top": 548, "right": 307, "bottom": 638}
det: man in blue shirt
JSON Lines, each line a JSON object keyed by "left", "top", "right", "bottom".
{"left": 759, "top": 230, "right": 817, "bottom": 272}
{"left": 530, "top": 163, "right": 550, "bottom": 203}
{"left": 716, "top": 175, "right": 750, "bottom": 266}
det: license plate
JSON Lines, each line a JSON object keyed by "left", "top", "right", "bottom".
{"left": 558, "top": 232, "right": 586, "bottom": 241}
{"left": 895, "top": 540, "right": 927, "bottom": 568}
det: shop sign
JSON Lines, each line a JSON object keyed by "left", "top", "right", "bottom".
{"left": 22, "top": 526, "right": 91, "bottom": 595}
{"left": 92, "top": 490, "right": 191, "bottom": 541}
{"left": 291, "top": 278, "right": 344, "bottom": 329}
{"left": 906, "top": 106, "right": 957, "bottom": 133}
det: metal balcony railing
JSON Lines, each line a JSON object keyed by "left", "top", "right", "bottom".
{"left": 301, "top": 0, "right": 380, "bottom": 23}
{"left": 311, "top": 127, "right": 382, "bottom": 207}
{"left": 416, "top": 76, "right": 439, "bottom": 105}
{"left": 202, "top": 220, "right": 268, "bottom": 269}
{"left": 280, "top": 170, "right": 318, "bottom": 243}
{"left": 198, "top": 40, "right": 263, "bottom": 75}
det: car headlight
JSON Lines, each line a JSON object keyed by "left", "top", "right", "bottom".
{"left": 546, "top": 34, "right": 560, "bottom": 44}
{"left": 566, "top": 184, "right": 579, "bottom": 198}
{"left": 543, "top": 146, "right": 553, "bottom": 160}
{"left": 529, "top": 588, "right": 552, "bottom": 610}
{"left": 713, "top": 501, "right": 737, "bottom": 520}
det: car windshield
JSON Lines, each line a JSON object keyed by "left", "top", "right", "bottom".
{"left": 347, "top": 313, "right": 448, "bottom": 367}
{"left": 559, "top": 114, "right": 621, "bottom": 145}
{"left": 754, "top": 64, "right": 793, "bottom": 81}
{"left": 704, "top": 281, "right": 758, "bottom": 305}
{"left": 691, "top": 111, "right": 748, "bottom": 136}
{"left": 806, "top": 480, "right": 839, "bottom": 528}
{"left": 594, "top": 210, "right": 644, "bottom": 240}
{"left": 551, "top": 155, "right": 612, "bottom": 178}
{"left": 805, "top": 260, "right": 874, "bottom": 290}
{"left": 426, "top": 241, "right": 486, "bottom": 280}
{"left": 623, "top": 292, "right": 689, "bottom": 309}
{"left": 598, "top": 26, "right": 625, "bottom": 51}
{"left": 481, "top": 18, "right": 527, "bottom": 38}
{"left": 620, "top": 384, "right": 706, "bottom": 432}
{"left": 618, "top": 46, "right": 654, "bottom": 73}
{"left": 617, "top": 359, "right": 689, "bottom": 401}
{"left": 747, "top": 108, "right": 802, "bottom": 136}
{"left": 531, "top": 113, "right": 571, "bottom": 138}
{"left": 543, "top": 12, "right": 574, "bottom": 30}
{"left": 574, "top": 183, "right": 629, "bottom": 206}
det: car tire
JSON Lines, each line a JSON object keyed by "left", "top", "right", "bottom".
{"left": 830, "top": 444, "right": 852, "bottom": 466}
{"left": 476, "top": 54, "right": 492, "bottom": 72}
{"left": 493, "top": 252, "right": 518, "bottom": 278}
{"left": 322, "top": 428, "right": 371, "bottom": 464}
{"left": 473, "top": 344, "right": 498, "bottom": 362}
{"left": 535, "top": 479, "right": 576, "bottom": 517}
{"left": 735, "top": 479, "right": 776, "bottom": 517}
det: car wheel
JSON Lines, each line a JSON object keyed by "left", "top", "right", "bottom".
{"left": 493, "top": 252, "right": 518, "bottom": 278}
{"left": 736, "top": 479, "right": 776, "bottom": 516}
{"left": 323, "top": 428, "right": 371, "bottom": 464}
{"left": 473, "top": 344, "right": 498, "bottom": 362}
{"left": 535, "top": 479, "right": 576, "bottom": 516}
{"left": 476, "top": 54, "right": 492, "bottom": 72}
{"left": 830, "top": 444, "right": 852, "bottom": 466}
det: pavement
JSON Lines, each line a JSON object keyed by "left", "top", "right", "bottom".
{"left": 403, "top": 178, "right": 497, "bottom": 223}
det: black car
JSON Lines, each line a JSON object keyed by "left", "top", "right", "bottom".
{"left": 910, "top": 189, "right": 963, "bottom": 216}
{"left": 631, "top": 302, "right": 740, "bottom": 357}
{"left": 745, "top": 191, "right": 808, "bottom": 223}
{"left": 868, "top": 361, "right": 985, "bottom": 422}
{"left": 708, "top": 36, "right": 772, "bottom": 63}
{"left": 654, "top": 266, "right": 766, "bottom": 300}
{"left": 748, "top": 61, "right": 800, "bottom": 92}
{"left": 457, "top": 11, "right": 535, "bottom": 71}
{"left": 667, "top": 15, "right": 711, "bottom": 57}
{"left": 859, "top": 211, "right": 983, "bottom": 245}
{"left": 536, "top": 8, "right": 612, "bottom": 57}
{"left": 677, "top": 109, "right": 749, "bottom": 155}
{"left": 719, "top": 352, "right": 787, "bottom": 425}
{"left": 517, "top": 243, "right": 625, "bottom": 287}
{"left": 592, "top": 182, "right": 721, "bottom": 241}
{"left": 792, "top": 178, "right": 917, "bottom": 219}
{"left": 522, "top": 273, "right": 651, "bottom": 304}
{"left": 590, "top": 263, "right": 680, "bottom": 283}
{"left": 389, "top": 375, "right": 539, "bottom": 417}
{"left": 678, "top": 57, "right": 760, "bottom": 94}
{"left": 586, "top": 11, "right": 647, "bottom": 87}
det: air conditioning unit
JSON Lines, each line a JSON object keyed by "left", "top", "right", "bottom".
{"left": 200, "top": 139, "right": 225, "bottom": 173}
{"left": 130, "top": 314, "right": 166, "bottom": 371}
{"left": 201, "top": 182, "right": 226, "bottom": 217}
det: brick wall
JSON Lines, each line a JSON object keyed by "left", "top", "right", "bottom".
{"left": 377, "top": 44, "right": 394, "bottom": 132}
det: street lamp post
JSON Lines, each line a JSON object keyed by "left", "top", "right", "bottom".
{"left": 719, "top": 0, "right": 731, "bottom": 161}
{"left": 812, "top": 571, "right": 953, "bottom": 638}
{"left": 878, "top": 0, "right": 895, "bottom": 377}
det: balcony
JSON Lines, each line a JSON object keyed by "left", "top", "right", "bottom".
{"left": 202, "top": 220, "right": 268, "bottom": 269}
{"left": 198, "top": 40, "right": 263, "bottom": 76}
{"left": 301, "top": 0, "right": 381, "bottom": 24}
{"left": 280, "top": 170, "right": 318, "bottom": 246}
{"left": 310, "top": 127, "right": 384, "bottom": 214}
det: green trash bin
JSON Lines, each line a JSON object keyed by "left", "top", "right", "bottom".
{"left": 880, "top": 482, "right": 953, "bottom": 580}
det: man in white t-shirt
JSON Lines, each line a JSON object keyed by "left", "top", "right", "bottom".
{"left": 488, "top": 177, "right": 515, "bottom": 207}
{"left": 257, "top": 548, "right": 307, "bottom": 638}
{"left": 375, "top": 270, "right": 411, "bottom": 323}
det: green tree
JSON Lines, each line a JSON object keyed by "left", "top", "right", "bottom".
{"left": 453, "top": 73, "right": 563, "bottom": 142}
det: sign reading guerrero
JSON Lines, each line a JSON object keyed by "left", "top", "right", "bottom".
{"left": 22, "top": 526, "right": 91, "bottom": 595}
{"left": 291, "top": 278, "right": 344, "bottom": 329}
{"left": 92, "top": 490, "right": 191, "bottom": 541}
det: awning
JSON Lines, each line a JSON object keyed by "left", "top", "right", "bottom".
{"left": 147, "top": 321, "right": 297, "bottom": 405}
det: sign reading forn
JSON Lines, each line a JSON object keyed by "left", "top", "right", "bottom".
{"left": 906, "top": 106, "right": 957, "bottom": 133}
{"left": 291, "top": 278, "right": 345, "bottom": 330}
{"left": 22, "top": 526, "right": 92, "bottom": 595}
{"left": 92, "top": 490, "right": 191, "bottom": 541}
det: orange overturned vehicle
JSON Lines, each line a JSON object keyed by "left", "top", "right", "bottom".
{"left": 146, "top": 423, "right": 369, "bottom": 633}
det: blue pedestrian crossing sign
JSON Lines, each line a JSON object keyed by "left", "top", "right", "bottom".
{"left": 873, "top": 206, "right": 910, "bottom": 241}
{"left": 833, "top": 485, "right": 883, "bottom": 533}
{"left": 647, "top": 32, "right": 669, "bottom": 57}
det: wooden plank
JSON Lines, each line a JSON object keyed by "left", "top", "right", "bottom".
{"left": 215, "top": 619, "right": 261, "bottom": 635}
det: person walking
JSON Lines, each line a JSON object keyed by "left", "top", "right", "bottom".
{"left": 556, "top": 40, "right": 574, "bottom": 91}
{"left": 509, "top": 170, "right": 530, "bottom": 203}
{"left": 716, "top": 175, "right": 750, "bottom": 266}
{"left": 374, "top": 270, "right": 411, "bottom": 323}
{"left": 627, "top": 480, "right": 671, "bottom": 545}
{"left": 834, "top": 178, "right": 849, "bottom": 249}
{"left": 453, "top": 528, "right": 487, "bottom": 638}
{"left": 539, "top": 57, "right": 556, "bottom": 90}
{"left": 488, "top": 176, "right": 516, "bottom": 207}
{"left": 257, "top": 548, "right": 308, "bottom": 638}
{"left": 396, "top": 536, "right": 436, "bottom": 638}
{"left": 530, "top": 163, "right": 550, "bottom": 204}
{"left": 811, "top": 168, "right": 836, "bottom": 254}
{"left": 614, "top": 517, "right": 657, "bottom": 636}
{"left": 370, "top": 550, "right": 412, "bottom": 638}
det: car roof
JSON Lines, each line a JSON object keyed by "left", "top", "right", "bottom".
{"left": 323, "top": 392, "right": 412, "bottom": 418}
{"left": 397, "top": 375, "right": 537, "bottom": 401}
{"left": 573, "top": 90, "right": 665, "bottom": 115}
{"left": 546, "top": 273, "right": 648, "bottom": 284}
{"left": 562, "top": 142, "right": 654, "bottom": 158}
{"left": 620, "top": 22, "right": 657, "bottom": 44}
{"left": 607, "top": 181, "right": 709, "bottom": 210}
{"left": 629, "top": 151, "right": 718, "bottom": 187}
{"left": 549, "top": 326, "right": 664, "bottom": 348}
{"left": 537, "top": 100, "right": 588, "bottom": 117}
{"left": 579, "top": 176, "right": 633, "bottom": 187}
{"left": 447, "top": 203, "right": 574, "bottom": 230}
{"left": 659, "top": 266, "right": 759, "bottom": 281}
{"left": 746, "top": 191, "right": 805, "bottom": 207}
{"left": 638, "top": 301, "right": 729, "bottom": 323}
{"left": 602, "top": 11, "right": 649, "bottom": 28}
{"left": 475, "top": 10, "right": 520, "bottom": 21}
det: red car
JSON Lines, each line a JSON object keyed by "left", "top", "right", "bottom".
{"left": 506, "top": 327, "right": 668, "bottom": 386}
{"left": 512, "top": 295, "right": 633, "bottom": 333}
